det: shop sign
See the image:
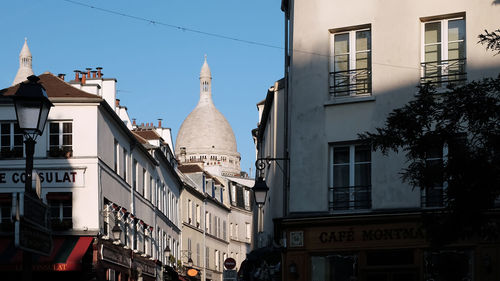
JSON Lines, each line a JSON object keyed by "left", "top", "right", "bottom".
{"left": 297, "top": 222, "right": 427, "bottom": 249}
{"left": 101, "top": 244, "right": 131, "bottom": 268}
{"left": 0, "top": 169, "right": 85, "bottom": 188}
{"left": 133, "top": 258, "right": 156, "bottom": 277}
{"left": 14, "top": 192, "right": 52, "bottom": 256}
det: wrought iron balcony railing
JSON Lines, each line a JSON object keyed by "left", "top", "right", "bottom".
{"left": 329, "top": 185, "right": 372, "bottom": 211}
{"left": 330, "top": 68, "right": 372, "bottom": 97}
{"left": 420, "top": 58, "right": 467, "bottom": 87}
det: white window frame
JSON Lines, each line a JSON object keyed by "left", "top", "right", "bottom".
{"left": 48, "top": 121, "right": 73, "bottom": 156}
{"left": 420, "top": 16, "right": 466, "bottom": 85}
{"left": 329, "top": 144, "right": 371, "bottom": 211}
{"left": 329, "top": 26, "right": 372, "bottom": 98}
{"left": 0, "top": 122, "right": 23, "bottom": 157}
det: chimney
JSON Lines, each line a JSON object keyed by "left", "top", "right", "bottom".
{"left": 132, "top": 119, "right": 136, "bottom": 126}
{"left": 116, "top": 99, "right": 120, "bottom": 107}
{"left": 81, "top": 72, "right": 87, "bottom": 84}
{"left": 86, "top": 68, "right": 92, "bottom": 79}
{"left": 91, "top": 71, "right": 97, "bottom": 78}
{"left": 58, "top": 73, "right": 65, "bottom": 80}
{"left": 74, "top": 70, "right": 81, "bottom": 82}
{"left": 96, "top": 67, "right": 103, "bottom": 78}
{"left": 141, "top": 123, "right": 144, "bottom": 127}
{"left": 158, "top": 119, "right": 162, "bottom": 128}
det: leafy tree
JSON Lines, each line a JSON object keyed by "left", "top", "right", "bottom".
{"left": 359, "top": 32, "right": 500, "bottom": 246}
{"left": 479, "top": 29, "right": 500, "bottom": 55}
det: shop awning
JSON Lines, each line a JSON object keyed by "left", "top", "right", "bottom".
{"left": 0, "top": 236, "right": 93, "bottom": 271}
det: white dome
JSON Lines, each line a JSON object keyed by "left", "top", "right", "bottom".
{"left": 175, "top": 56, "right": 240, "bottom": 176}
{"left": 175, "top": 101, "right": 238, "bottom": 155}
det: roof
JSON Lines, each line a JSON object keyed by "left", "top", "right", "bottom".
{"left": 225, "top": 176, "right": 255, "bottom": 188}
{"left": 133, "top": 129, "right": 162, "bottom": 140}
{"left": 178, "top": 164, "right": 223, "bottom": 185}
{"left": 1, "top": 72, "right": 100, "bottom": 99}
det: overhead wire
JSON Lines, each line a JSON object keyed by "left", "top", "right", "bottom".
{"left": 60, "top": 0, "right": 419, "bottom": 70}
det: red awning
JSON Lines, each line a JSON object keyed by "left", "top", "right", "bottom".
{"left": 0, "top": 236, "right": 93, "bottom": 271}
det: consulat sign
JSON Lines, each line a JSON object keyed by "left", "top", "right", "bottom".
{"left": 0, "top": 169, "right": 85, "bottom": 187}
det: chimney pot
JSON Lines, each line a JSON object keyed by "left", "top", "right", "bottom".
{"left": 116, "top": 99, "right": 120, "bottom": 107}
{"left": 86, "top": 68, "right": 92, "bottom": 78}
{"left": 81, "top": 72, "right": 87, "bottom": 84}
{"left": 141, "top": 123, "right": 144, "bottom": 127}
{"left": 91, "top": 71, "right": 97, "bottom": 78}
{"left": 58, "top": 73, "right": 66, "bottom": 80}
{"left": 132, "top": 119, "right": 136, "bottom": 126}
{"left": 158, "top": 119, "right": 162, "bottom": 128}
{"left": 96, "top": 67, "right": 103, "bottom": 78}
{"left": 74, "top": 70, "right": 81, "bottom": 82}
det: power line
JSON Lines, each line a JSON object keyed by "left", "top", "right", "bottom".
{"left": 60, "top": 0, "right": 419, "bottom": 70}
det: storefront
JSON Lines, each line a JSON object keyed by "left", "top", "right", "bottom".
{"left": 0, "top": 235, "right": 94, "bottom": 281}
{"left": 277, "top": 213, "right": 500, "bottom": 281}
{"left": 96, "top": 239, "right": 159, "bottom": 281}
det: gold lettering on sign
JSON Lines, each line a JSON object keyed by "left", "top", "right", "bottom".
{"left": 319, "top": 226, "right": 425, "bottom": 243}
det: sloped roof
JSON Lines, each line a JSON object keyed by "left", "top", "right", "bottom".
{"left": 1, "top": 72, "right": 100, "bottom": 99}
{"left": 133, "top": 129, "right": 162, "bottom": 140}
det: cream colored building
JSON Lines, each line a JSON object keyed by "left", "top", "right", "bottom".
{"left": 251, "top": 1, "right": 500, "bottom": 281}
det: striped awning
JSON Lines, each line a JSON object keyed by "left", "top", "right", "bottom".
{"left": 0, "top": 236, "right": 93, "bottom": 271}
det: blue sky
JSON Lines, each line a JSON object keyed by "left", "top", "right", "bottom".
{"left": 0, "top": 0, "right": 284, "bottom": 176}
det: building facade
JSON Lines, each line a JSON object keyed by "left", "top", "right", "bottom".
{"left": 251, "top": 1, "right": 500, "bottom": 281}
{"left": 0, "top": 42, "right": 182, "bottom": 281}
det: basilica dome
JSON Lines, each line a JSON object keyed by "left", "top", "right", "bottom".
{"left": 175, "top": 56, "right": 240, "bottom": 176}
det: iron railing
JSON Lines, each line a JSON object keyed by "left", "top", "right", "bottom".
{"left": 330, "top": 68, "right": 372, "bottom": 96}
{"left": 329, "top": 185, "right": 371, "bottom": 211}
{"left": 420, "top": 58, "right": 467, "bottom": 86}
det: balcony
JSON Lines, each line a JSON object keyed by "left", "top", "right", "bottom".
{"left": 329, "top": 68, "right": 372, "bottom": 97}
{"left": 420, "top": 58, "right": 466, "bottom": 87}
{"left": 329, "top": 185, "right": 371, "bottom": 211}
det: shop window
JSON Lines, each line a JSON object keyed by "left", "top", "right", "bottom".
{"left": 366, "top": 250, "right": 414, "bottom": 266}
{"left": 47, "top": 192, "right": 72, "bottom": 230}
{"left": 0, "top": 193, "right": 13, "bottom": 232}
{"left": 311, "top": 254, "right": 357, "bottom": 281}
{"left": 424, "top": 250, "right": 472, "bottom": 281}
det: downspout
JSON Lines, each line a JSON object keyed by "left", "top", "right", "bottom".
{"left": 283, "top": 0, "right": 291, "bottom": 218}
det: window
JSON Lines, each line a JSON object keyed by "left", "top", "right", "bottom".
{"left": 421, "top": 144, "right": 447, "bottom": 208}
{"left": 188, "top": 238, "right": 192, "bottom": 259}
{"left": 142, "top": 168, "right": 146, "bottom": 196}
{"left": 230, "top": 223, "right": 233, "bottom": 238}
{"left": 49, "top": 122, "right": 72, "bottom": 157}
{"left": 0, "top": 122, "right": 23, "bottom": 158}
{"left": 329, "top": 144, "right": 371, "bottom": 211}
{"left": 330, "top": 26, "right": 371, "bottom": 97}
{"left": 47, "top": 192, "right": 72, "bottom": 230}
{"left": 244, "top": 189, "right": 250, "bottom": 210}
{"left": 223, "top": 221, "right": 227, "bottom": 240}
{"left": 245, "top": 223, "right": 251, "bottom": 242}
{"left": 215, "top": 250, "right": 219, "bottom": 271}
{"left": 122, "top": 147, "right": 127, "bottom": 181}
{"left": 196, "top": 204, "right": 201, "bottom": 227}
{"left": 206, "top": 247, "right": 210, "bottom": 269}
{"left": 188, "top": 199, "right": 192, "bottom": 224}
{"left": 114, "top": 140, "right": 119, "bottom": 173}
{"left": 197, "top": 243, "right": 200, "bottom": 266}
{"left": 132, "top": 159, "right": 138, "bottom": 191}
{"left": 421, "top": 15, "right": 466, "bottom": 86}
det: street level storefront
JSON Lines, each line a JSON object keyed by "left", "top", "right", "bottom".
{"left": 0, "top": 235, "right": 94, "bottom": 281}
{"left": 275, "top": 213, "right": 500, "bottom": 281}
{"left": 96, "top": 239, "right": 159, "bottom": 281}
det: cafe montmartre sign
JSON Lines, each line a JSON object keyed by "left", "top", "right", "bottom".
{"left": 291, "top": 222, "right": 428, "bottom": 249}
{"left": 0, "top": 169, "right": 85, "bottom": 188}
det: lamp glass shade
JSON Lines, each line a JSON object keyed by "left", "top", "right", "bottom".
{"left": 13, "top": 75, "right": 53, "bottom": 137}
{"left": 252, "top": 177, "right": 269, "bottom": 206}
{"left": 164, "top": 246, "right": 171, "bottom": 257}
{"left": 111, "top": 224, "right": 122, "bottom": 241}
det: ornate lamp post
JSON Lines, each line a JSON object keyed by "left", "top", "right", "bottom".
{"left": 12, "top": 75, "right": 53, "bottom": 281}
{"left": 13, "top": 75, "right": 53, "bottom": 194}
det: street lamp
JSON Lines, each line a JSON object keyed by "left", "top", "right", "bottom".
{"left": 12, "top": 75, "right": 53, "bottom": 281}
{"left": 13, "top": 75, "right": 53, "bottom": 194}
{"left": 187, "top": 257, "right": 193, "bottom": 267}
{"left": 111, "top": 220, "right": 122, "bottom": 244}
{"left": 252, "top": 177, "right": 269, "bottom": 206}
{"left": 164, "top": 245, "right": 171, "bottom": 265}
